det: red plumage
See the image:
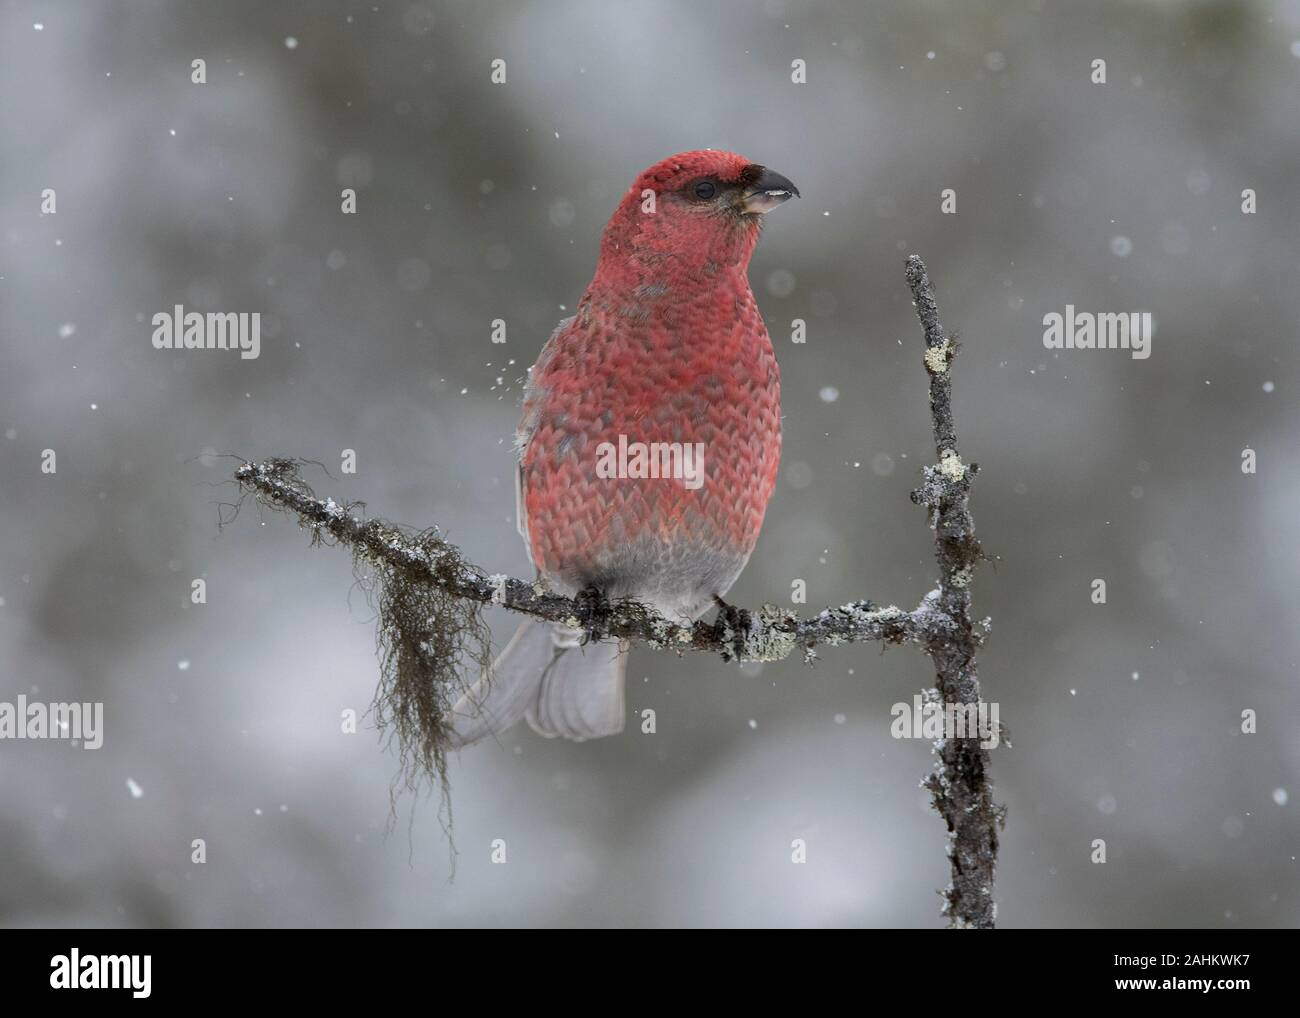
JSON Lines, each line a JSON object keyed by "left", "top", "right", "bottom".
{"left": 450, "top": 150, "right": 798, "bottom": 744}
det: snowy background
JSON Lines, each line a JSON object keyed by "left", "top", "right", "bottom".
{"left": 2, "top": 0, "right": 1298, "bottom": 927}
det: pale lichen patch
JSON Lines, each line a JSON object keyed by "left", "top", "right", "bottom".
{"left": 939, "top": 448, "right": 966, "bottom": 481}
{"left": 924, "top": 338, "right": 953, "bottom": 374}
{"left": 737, "top": 604, "right": 799, "bottom": 662}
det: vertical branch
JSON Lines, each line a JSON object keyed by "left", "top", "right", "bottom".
{"left": 905, "top": 255, "right": 1001, "bottom": 928}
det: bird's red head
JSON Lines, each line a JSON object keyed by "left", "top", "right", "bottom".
{"left": 593, "top": 150, "right": 799, "bottom": 292}
{"left": 624, "top": 150, "right": 799, "bottom": 214}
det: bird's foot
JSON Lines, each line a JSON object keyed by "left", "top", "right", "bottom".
{"left": 712, "top": 594, "right": 753, "bottom": 662}
{"left": 573, "top": 585, "right": 613, "bottom": 645}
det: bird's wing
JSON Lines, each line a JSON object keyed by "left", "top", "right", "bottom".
{"left": 515, "top": 315, "right": 574, "bottom": 559}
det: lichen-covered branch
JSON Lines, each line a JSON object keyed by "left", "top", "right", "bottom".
{"left": 905, "top": 255, "right": 1002, "bottom": 929}
{"left": 227, "top": 255, "right": 1000, "bottom": 927}
{"left": 231, "top": 457, "right": 951, "bottom": 664}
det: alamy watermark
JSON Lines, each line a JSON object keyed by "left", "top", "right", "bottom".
{"left": 152, "top": 304, "right": 261, "bottom": 359}
{"left": 594, "top": 434, "right": 706, "bottom": 490}
{"left": 1043, "top": 305, "right": 1152, "bottom": 360}
{"left": 50, "top": 949, "right": 150, "bottom": 998}
{"left": 891, "top": 694, "right": 1001, "bottom": 749}
{"left": 0, "top": 695, "right": 103, "bottom": 749}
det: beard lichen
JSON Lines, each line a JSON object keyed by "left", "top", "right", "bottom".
{"left": 233, "top": 458, "right": 493, "bottom": 869}
{"left": 364, "top": 525, "right": 494, "bottom": 864}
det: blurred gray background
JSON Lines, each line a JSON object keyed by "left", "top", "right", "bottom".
{"left": 2, "top": 0, "right": 1297, "bottom": 928}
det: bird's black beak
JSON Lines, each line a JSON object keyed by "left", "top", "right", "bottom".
{"left": 739, "top": 165, "right": 800, "bottom": 215}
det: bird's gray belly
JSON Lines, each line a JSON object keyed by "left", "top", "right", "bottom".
{"left": 545, "top": 536, "right": 748, "bottom": 623}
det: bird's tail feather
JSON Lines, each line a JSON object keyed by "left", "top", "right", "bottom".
{"left": 447, "top": 620, "right": 628, "bottom": 746}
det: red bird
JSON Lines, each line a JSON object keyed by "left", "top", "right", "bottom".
{"left": 450, "top": 150, "right": 798, "bottom": 744}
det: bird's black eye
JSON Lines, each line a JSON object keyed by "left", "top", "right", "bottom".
{"left": 693, "top": 180, "right": 717, "bottom": 200}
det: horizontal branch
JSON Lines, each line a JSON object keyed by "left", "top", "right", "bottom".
{"left": 232, "top": 458, "right": 958, "bottom": 665}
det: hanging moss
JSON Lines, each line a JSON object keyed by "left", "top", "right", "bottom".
{"left": 231, "top": 458, "right": 493, "bottom": 867}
